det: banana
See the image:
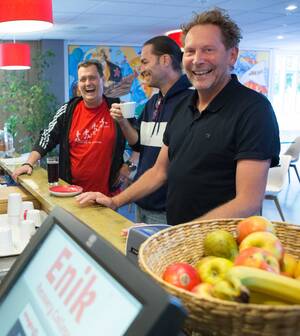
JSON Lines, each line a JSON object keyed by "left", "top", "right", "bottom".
{"left": 250, "top": 291, "right": 289, "bottom": 305}
{"left": 229, "top": 266, "right": 300, "bottom": 304}
{"left": 212, "top": 273, "right": 249, "bottom": 303}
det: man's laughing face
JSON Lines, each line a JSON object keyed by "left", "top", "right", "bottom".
{"left": 78, "top": 64, "right": 104, "bottom": 108}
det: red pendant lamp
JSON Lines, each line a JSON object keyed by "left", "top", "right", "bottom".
{"left": 0, "top": 43, "right": 31, "bottom": 70}
{"left": 165, "top": 29, "right": 183, "bottom": 50}
{"left": 0, "top": 0, "right": 53, "bottom": 33}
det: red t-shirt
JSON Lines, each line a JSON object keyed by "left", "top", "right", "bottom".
{"left": 69, "top": 99, "right": 116, "bottom": 194}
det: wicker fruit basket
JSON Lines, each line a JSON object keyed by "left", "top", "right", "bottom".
{"left": 138, "top": 219, "right": 300, "bottom": 336}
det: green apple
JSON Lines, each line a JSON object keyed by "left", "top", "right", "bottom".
{"left": 195, "top": 257, "right": 233, "bottom": 285}
{"left": 204, "top": 229, "right": 238, "bottom": 261}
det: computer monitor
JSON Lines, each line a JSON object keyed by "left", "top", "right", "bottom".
{"left": 0, "top": 206, "right": 185, "bottom": 336}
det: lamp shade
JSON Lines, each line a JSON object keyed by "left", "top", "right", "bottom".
{"left": 0, "top": 0, "right": 53, "bottom": 33}
{"left": 0, "top": 43, "right": 31, "bottom": 70}
{"left": 165, "top": 29, "right": 183, "bottom": 49}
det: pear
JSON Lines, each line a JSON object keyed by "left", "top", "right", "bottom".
{"left": 204, "top": 229, "right": 238, "bottom": 261}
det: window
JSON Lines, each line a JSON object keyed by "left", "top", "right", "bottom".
{"left": 271, "top": 52, "right": 300, "bottom": 131}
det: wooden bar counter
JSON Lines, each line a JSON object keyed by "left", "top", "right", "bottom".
{"left": 0, "top": 160, "right": 133, "bottom": 253}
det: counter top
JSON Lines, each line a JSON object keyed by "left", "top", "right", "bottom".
{"left": 0, "top": 160, "right": 133, "bottom": 253}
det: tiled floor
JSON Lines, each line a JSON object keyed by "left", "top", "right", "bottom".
{"left": 119, "top": 162, "right": 300, "bottom": 226}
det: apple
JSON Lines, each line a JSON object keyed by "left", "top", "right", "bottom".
{"left": 237, "top": 216, "right": 275, "bottom": 244}
{"left": 195, "top": 257, "right": 233, "bottom": 285}
{"left": 239, "top": 231, "right": 284, "bottom": 261}
{"left": 234, "top": 247, "right": 280, "bottom": 273}
{"left": 294, "top": 260, "right": 300, "bottom": 280}
{"left": 281, "top": 253, "right": 298, "bottom": 277}
{"left": 204, "top": 229, "right": 238, "bottom": 261}
{"left": 162, "top": 262, "right": 201, "bottom": 291}
{"left": 191, "top": 283, "right": 214, "bottom": 299}
{"left": 196, "top": 256, "right": 215, "bottom": 267}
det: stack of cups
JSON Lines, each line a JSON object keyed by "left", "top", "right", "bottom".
{"left": 7, "top": 193, "right": 22, "bottom": 246}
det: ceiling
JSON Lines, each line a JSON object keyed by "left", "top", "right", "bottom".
{"left": 1, "top": 0, "right": 300, "bottom": 50}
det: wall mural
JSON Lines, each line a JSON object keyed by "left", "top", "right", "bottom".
{"left": 235, "top": 50, "right": 270, "bottom": 96}
{"left": 68, "top": 46, "right": 270, "bottom": 108}
{"left": 68, "top": 45, "right": 155, "bottom": 117}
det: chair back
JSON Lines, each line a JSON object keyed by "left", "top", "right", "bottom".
{"left": 284, "top": 136, "right": 300, "bottom": 162}
{"left": 265, "top": 154, "right": 292, "bottom": 194}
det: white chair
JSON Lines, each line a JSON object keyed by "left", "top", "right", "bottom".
{"left": 284, "top": 136, "right": 300, "bottom": 183}
{"left": 264, "top": 154, "right": 292, "bottom": 221}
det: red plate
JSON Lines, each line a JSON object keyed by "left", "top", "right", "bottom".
{"left": 49, "top": 185, "right": 83, "bottom": 197}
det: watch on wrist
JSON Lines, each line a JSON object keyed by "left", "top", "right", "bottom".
{"left": 125, "top": 160, "right": 137, "bottom": 172}
{"left": 21, "top": 162, "right": 34, "bottom": 170}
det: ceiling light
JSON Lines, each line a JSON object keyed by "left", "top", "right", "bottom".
{"left": 277, "top": 35, "right": 284, "bottom": 40}
{"left": 285, "top": 4, "right": 298, "bottom": 11}
{"left": 165, "top": 30, "right": 183, "bottom": 49}
{"left": 0, "top": 43, "right": 31, "bottom": 70}
{"left": 0, "top": 0, "right": 53, "bottom": 33}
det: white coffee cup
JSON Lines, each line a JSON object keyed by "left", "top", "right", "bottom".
{"left": 120, "top": 102, "right": 136, "bottom": 118}
{"left": 20, "top": 201, "right": 34, "bottom": 220}
{"left": 20, "top": 219, "right": 35, "bottom": 241}
{"left": 26, "top": 209, "right": 42, "bottom": 228}
{"left": 0, "top": 226, "right": 13, "bottom": 254}
{"left": 7, "top": 193, "right": 22, "bottom": 217}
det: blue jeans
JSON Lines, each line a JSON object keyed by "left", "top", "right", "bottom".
{"left": 135, "top": 205, "right": 167, "bottom": 224}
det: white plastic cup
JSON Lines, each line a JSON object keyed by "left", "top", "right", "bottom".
{"left": 0, "top": 226, "right": 13, "bottom": 254}
{"left": 26, "top": 209, "right": 42, "bottom": 228}
{"left": 20, "top": 219, "right": 35, "bottom": 242}
{"left": 120, "top": 102, "right": 136, "bottom": 118}
{"left": 8, "top": 216, "right": 20, "bottom": 245}
{"left": 7, "top": 193, "right": 22, "bottom": 217}
{"left": 20, "top": 201, "right": 34, "bottom": 220}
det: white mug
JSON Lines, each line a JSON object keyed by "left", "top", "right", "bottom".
{"left": 120, "top": 102, "right": 136, "bottom": 118}
{"left": 20, "top": 201, "right": 34, "bottom": 220}
{"left": 0, "top": 226, "right": 13, "bottom": 254}
{"left": 20, "top": 219, "right": 35, "bottom": 240}
{"left": 8, "top": 216, "right": 20, "bottom": 245}
{"left": 26, "top": 209, "right": 42, "bottom": 228}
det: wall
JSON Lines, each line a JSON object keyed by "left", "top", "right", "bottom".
{"left": 41, "top": 39, "right": 65, "bottom": 105}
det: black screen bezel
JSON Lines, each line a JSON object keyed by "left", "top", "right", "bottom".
{"left": 0, "top": 206, "right": 185, "bottom": 335}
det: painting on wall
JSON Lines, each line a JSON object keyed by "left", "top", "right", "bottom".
{"left": 235, "top": 50, "right": 270, "bottom": 96}
{"left": 68, "top": 45, "right": 154, "bottom": 117}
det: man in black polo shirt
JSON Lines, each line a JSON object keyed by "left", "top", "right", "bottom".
{"left": 76, "top": 9, "right": 280, "bottom": 226}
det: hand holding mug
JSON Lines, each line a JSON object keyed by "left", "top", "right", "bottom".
{"left": 110, "top": 102, "right": 136, "bottom": 122}
{"left": 110, "top": 103, "right": 124, "bottom": 122}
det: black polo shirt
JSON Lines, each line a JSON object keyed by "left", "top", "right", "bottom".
{"left": 163, "top": 75, "right": 280, "bottom": 225}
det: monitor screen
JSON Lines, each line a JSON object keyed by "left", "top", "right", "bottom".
{"left": 0, "top": 225, "right": 142, "bottom": 335}
{"left": 0, "top": 206, "right": 185, "bottom": 336}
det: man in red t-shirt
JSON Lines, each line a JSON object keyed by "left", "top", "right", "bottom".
{"left": 13, "top": 60, "right": 127, "bottom": 195}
